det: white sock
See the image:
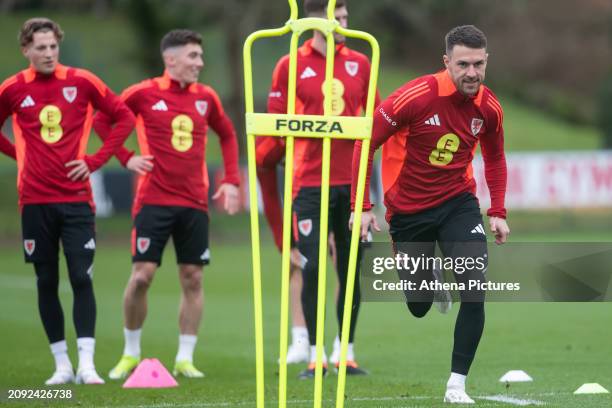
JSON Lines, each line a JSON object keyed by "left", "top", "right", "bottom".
{"left": 292, "top": 326, "right": 309, "bottom": 346}
{"left": 50, "top": 340, "right": 72, "bottom": 372}
{"left": 123, "top": 328, "right": 141, "bottom": 358}
{"left": 77, "top": 337, "right": 95, "bottom": 370}
{"left": 346, "top": 343, "right": 355, "bottom": 362}
{"left": 447, "top": 372, "right": 467, "bottom": 391}
{"left": 176, "top": 334, "right": 197, "bottom": 363}
{"left": 333, "top": 335, "right": 340, "bottom": 352}
{"left": 333, "top": 337, "right": 355, "bottom": 361}
{"left": 309, "top": 345, "right": 327, "bottom": 364}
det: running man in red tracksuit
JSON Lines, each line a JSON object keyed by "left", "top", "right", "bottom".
{"left": 352, "top": 25, "right": 509, "bottom": 403}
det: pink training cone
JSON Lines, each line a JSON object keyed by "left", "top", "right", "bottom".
{"left": 122, "top": 358, "right": 178, "bottom": 388}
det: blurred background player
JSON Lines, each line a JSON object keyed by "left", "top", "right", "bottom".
{"left": 94, "top": 29, "right": 240, "bottom": 379}
{"left": 0, "top": 17, "right": 135, "bottom": 384}
{"left": 265, "top": 0, "right": 380, "bottom": 378}
{"left": 352, "top": 25, "right": 509, "bottom": 403}
{"left": 256, "top": 138, "right": 311, "bottom": 364}
{"left": 256, "top": 137, "right": 341, "bottom": 365}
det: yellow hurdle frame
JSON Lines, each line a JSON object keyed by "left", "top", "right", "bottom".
{"left": 243, "top": 1, "right": 379, "bottom": 407}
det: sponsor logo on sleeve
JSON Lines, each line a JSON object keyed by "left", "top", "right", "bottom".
{"left": 379, "top": 107, "right": 398, "bottom": 127}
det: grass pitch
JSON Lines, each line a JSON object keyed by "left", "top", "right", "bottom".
{"left": 0, "top": 219, "right": 611, "bottom": 407}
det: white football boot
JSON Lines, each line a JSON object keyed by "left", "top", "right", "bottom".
{"left": 444, "top": 388, "right": 475, "bottom": 404}
{"left": 75, "top": 367, "right": 105, "bottom": 384}
{"left": 45, "top": 368, "right": 74, "bottom": 385}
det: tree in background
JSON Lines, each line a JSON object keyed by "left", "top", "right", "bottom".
{"left": 598, "top": 73, "right": 612, "bottom": 148}
{"left": 2, "top": 0, "right": 611, "bottom": 147}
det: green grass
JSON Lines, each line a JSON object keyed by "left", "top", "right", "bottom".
{"left": 1, "top": 224, "right": 611, "bottom": 407}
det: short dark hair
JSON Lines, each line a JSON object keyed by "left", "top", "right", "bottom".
{"left": 304, "top": 0, "right": 346, "bottom": 15}
{"left": 160, "top": 29, "right": 202, "bottom": 53}
{"left": 19, "top": 17, "right": 64, "bottom": 47}
{"left": 445, "top": 25, "right": 487, "bottom": 54}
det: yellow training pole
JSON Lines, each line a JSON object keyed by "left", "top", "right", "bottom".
{"left": 243, "top": 3, "right": 295, "bottom": 406}
{"left": 278, "top": 22, "right": 301, "bottom": 408}
{"left": 333, "top": 27, "right": 380, "bottom": 408}
{"left": 312, "top": 3, "right": 338, "bottom": 407}
{"left": 243, "top": 32, "right": 265, "bottom": 408}
{"left": 279, "top": 6, "right": 300, "bottom": 405}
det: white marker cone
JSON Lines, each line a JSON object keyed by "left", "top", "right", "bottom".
{"left": 499, "top": 370, "right": 533, "bottom": 383}
{"left": 574, "top": 383, "right": 609, "bottom": 394}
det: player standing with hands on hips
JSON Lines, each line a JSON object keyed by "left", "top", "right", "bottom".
{"left": 0, "top": 18, "right": 135, "bottom": 385}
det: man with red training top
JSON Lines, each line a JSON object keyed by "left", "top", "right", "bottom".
{"left": 94, "top": 29, "right": 240, "bottom": 380}
{"left": 352, "top": 25, "right": 509, "bottom": 403}
{"left": 0, "top": 18, "right": 134, "bottom": 385}
{"left": 265, "top": 0, "right": 380, "bottom": 379}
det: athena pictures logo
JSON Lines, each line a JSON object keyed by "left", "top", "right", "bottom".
{"left": 137, "top": 237, "right": 151, "bottom": 254}
{"left": 24, "top": 239, "right": 35, "bottom": 256}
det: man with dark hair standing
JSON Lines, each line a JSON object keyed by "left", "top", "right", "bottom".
{"left": 261, "top": 0, "right": 379, "bottom": 378}
{"left": 0, "top": 17, "right": 135, "bottom": 385}
{"left": 95, "top": 29, "right": 240, "bottom": 380}
{"left": 352, "top": 25, "right": 509, "bottom": 403}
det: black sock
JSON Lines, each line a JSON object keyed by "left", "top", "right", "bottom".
{"left": 66, "top": 253, "right": 96, "bottom": 338}
{"left": 300, "top": 244, "right": 320, "bottom": 346}
{"left": 451, "top": 302, "right": 485, "bottom": 375}
{"left": 335, "top": 241, "right": 361, "bottom": 343}
{"left": 34, "top": 262, "right": 65, "bottom": 343}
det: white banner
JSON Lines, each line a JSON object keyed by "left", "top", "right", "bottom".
{"left": 472, "top": 151, "right": 612, "bottom": 209}
{"left": 255, "top": 151, "right": 612, "bottom": 213}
